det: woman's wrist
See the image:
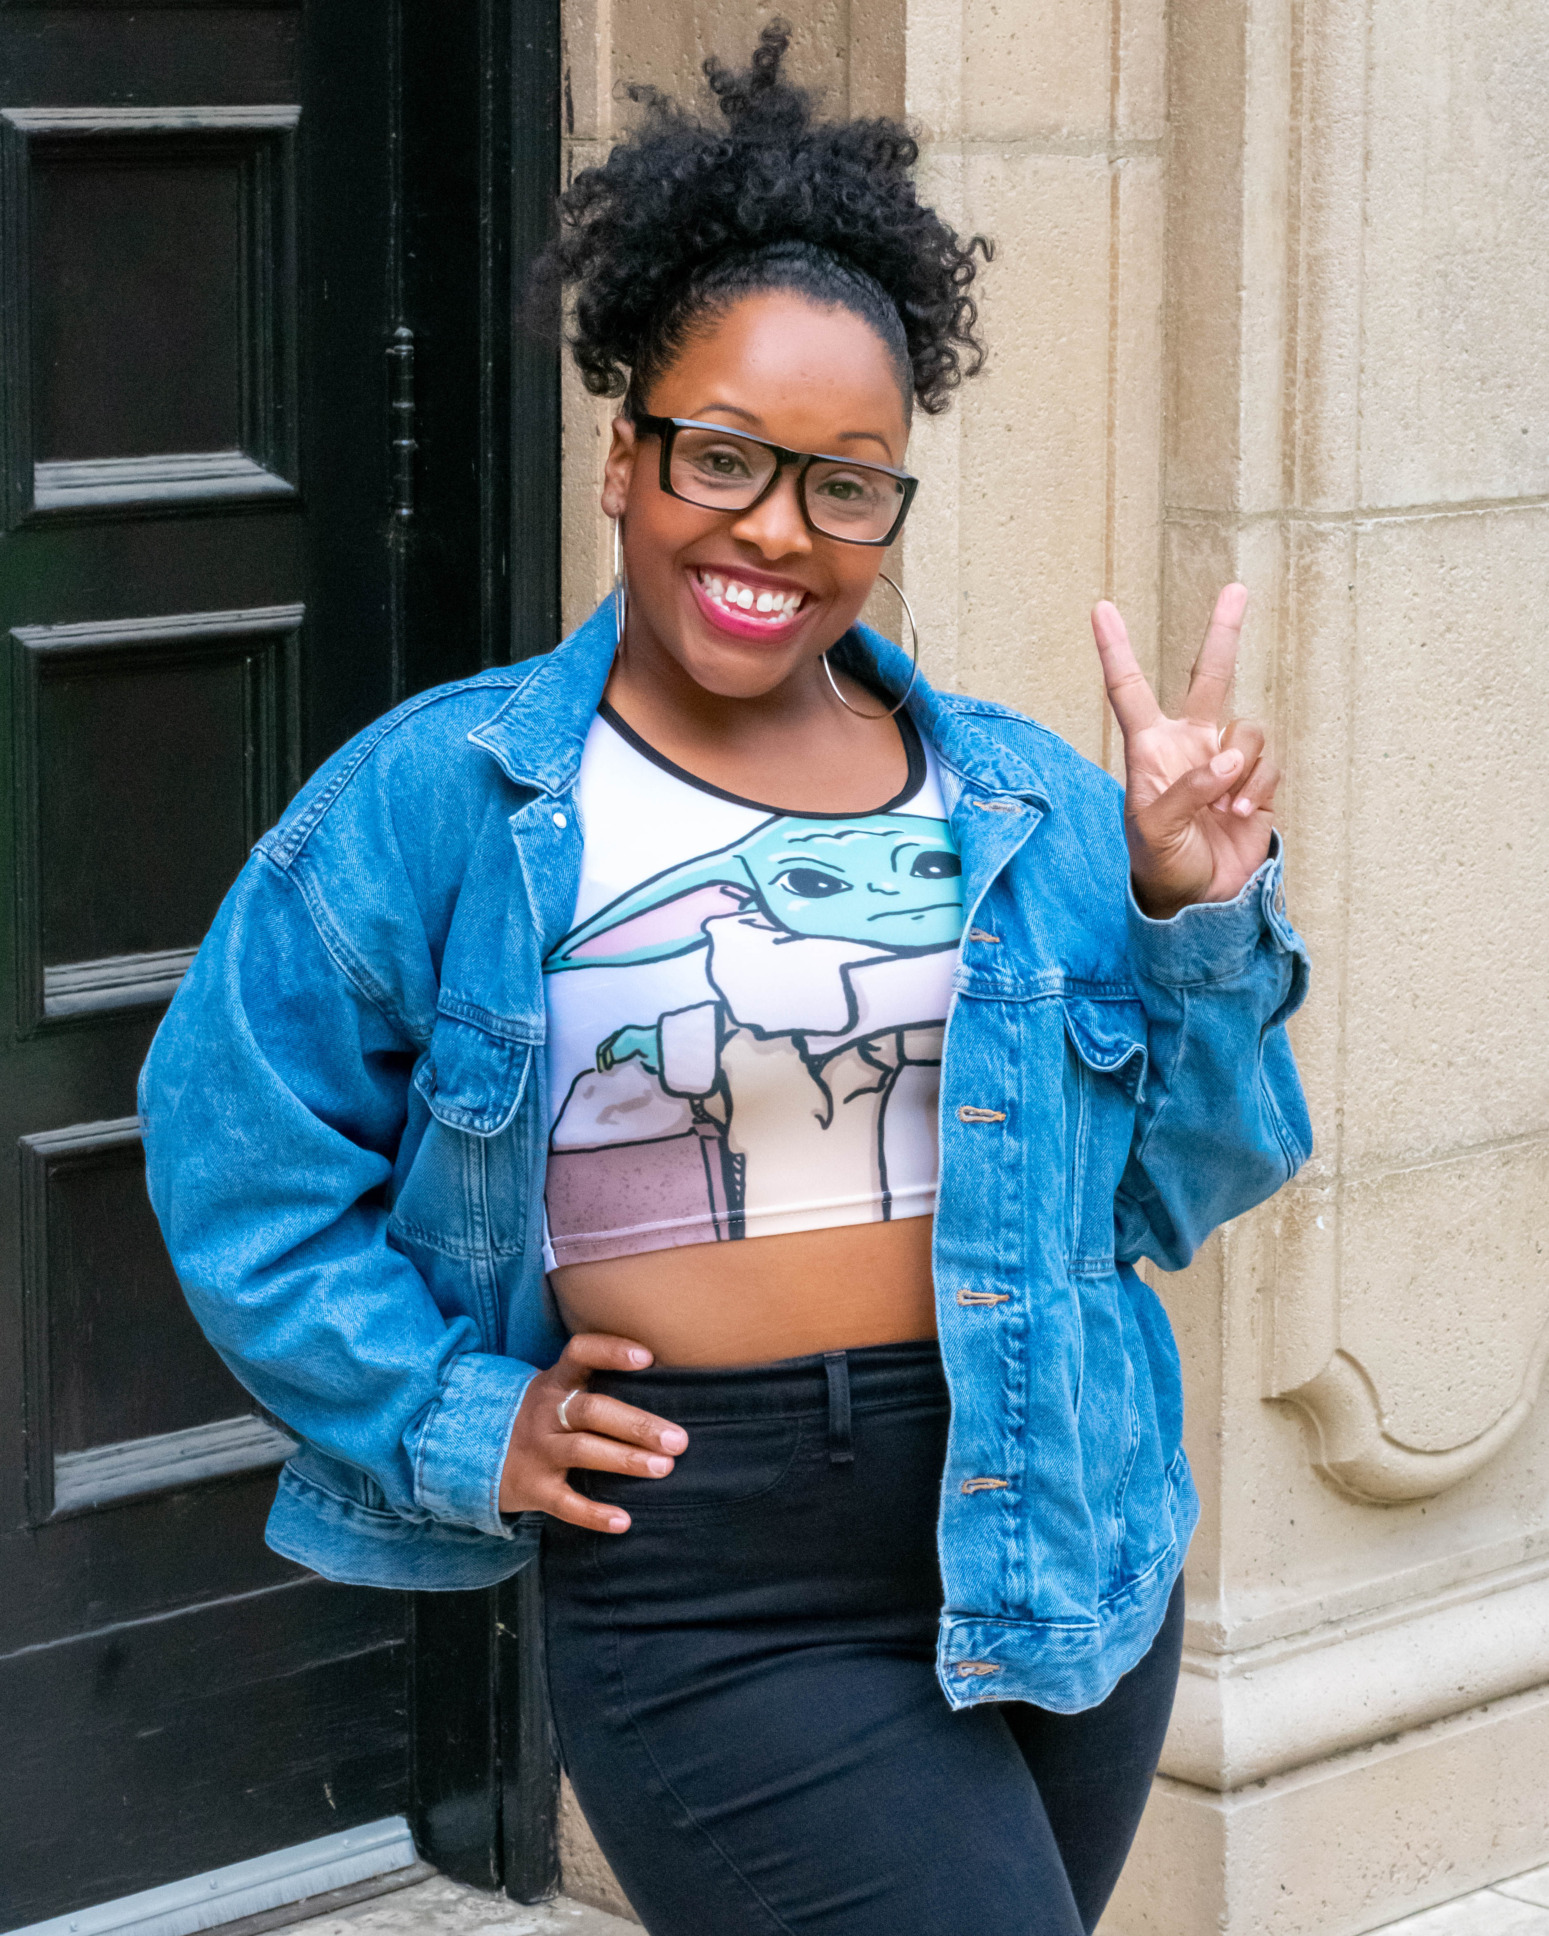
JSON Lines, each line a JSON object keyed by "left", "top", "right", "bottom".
{"left": 1131, "top": 877, "right": 1194, "bottom": 923}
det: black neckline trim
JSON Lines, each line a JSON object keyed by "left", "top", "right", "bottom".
{"left": 596, "top": 700, "right": 928, "bottom": 819}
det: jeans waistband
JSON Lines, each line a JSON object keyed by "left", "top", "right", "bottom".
{"left": 587, "top": 1336, "right": 945, "bottom": 1429}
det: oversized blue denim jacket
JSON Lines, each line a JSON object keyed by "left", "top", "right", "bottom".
{"left": 139, "top": 600, "right": 1310, "bottom": 1714}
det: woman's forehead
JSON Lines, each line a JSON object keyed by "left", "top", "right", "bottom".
{"left": 646, "top": 292, "right": 911, "bottom": 459}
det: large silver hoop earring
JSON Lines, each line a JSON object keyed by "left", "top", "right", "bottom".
{"left": 821, "top": 573, "right": 920, "bottom": 719}
{"left": 612, "top": 515, "right": 627, "bottom": 647}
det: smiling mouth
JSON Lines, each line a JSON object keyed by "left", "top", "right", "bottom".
{"left": 695, "top": 569, "right": 808, "bottom": 625}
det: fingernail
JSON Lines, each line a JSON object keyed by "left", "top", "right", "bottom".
{"left": 608, "top": 1514, "right": 629, "bottom": 1532}
{"left": 662, "top": 1428, "right": 688, "bottom": 1452}
{"left": 628, "top": 1348, "right": 651, "bottom": 1366}
{"left": 647, "top": 1456, "right": 671, "bottom": 1476}
{"left": 1211, "top": 749, "right": 1243, "bottom": 777}
{"left": 1234, "top": 796, "right": 1255, "bottom": 816}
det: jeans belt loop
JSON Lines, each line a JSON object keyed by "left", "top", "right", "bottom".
{"left": 824, "top": 1351, "right": 854, "bottom": 1466}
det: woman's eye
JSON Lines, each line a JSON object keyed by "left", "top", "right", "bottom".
{"left": 776, "top": 868, "right": 850, "bottom": 898}
{"left": 695, "top": 447, "right": 753, "bottom": 478}
{"left": 909, "top": 851, "right": 962, "bottom": 880}
{"left": 814, "top": 473, "right": 876, "bottom": 504}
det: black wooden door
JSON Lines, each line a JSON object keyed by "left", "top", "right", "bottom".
{"left": 0, "top": 0, "right": 558, "bottom": 1922}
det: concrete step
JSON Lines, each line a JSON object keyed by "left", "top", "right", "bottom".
{"left": 1369, "top": 1864, "right": 1549, "bottom": 1935}
{"left": 266, "top": 1858, "right": 1549, "bottom": 1936}
{"left": 269, "top": 1878, "right": 638, "bottom": 1936}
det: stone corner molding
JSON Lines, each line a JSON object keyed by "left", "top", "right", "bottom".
{"left": 1275, "top": 1324, "right": 1549, "bottom": 1505}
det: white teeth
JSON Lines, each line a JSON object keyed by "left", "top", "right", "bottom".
{"left": 697, "top": 570, "right": 803, "bottom": 623}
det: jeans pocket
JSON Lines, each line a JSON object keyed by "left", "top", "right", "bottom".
{"left": 579, "top": 1415, "right": 806, "bottom": 1518}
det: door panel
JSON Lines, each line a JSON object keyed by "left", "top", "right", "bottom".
{"left": 0, "top": 1579, "right": 407, "bottom": 1919}
{"left": 21, "top": 1118, "right": 291, "bottom": 1523}
{"left": 14, "top": 606, "right": 300, "bottom": 1025}
{"left": 0, "top": 0, "right": 559, "bottom": 1920}
{"left": 11, "top": 107, "right": 298, "bottom": 517}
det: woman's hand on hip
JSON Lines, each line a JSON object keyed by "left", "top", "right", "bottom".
{"left": 1091, "top": 583, "right": 1281, "bottom": 921}
{"left": 498, "top": 1331, "right": 688, "bottom": 1533}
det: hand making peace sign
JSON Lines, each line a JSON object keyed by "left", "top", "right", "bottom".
{"left": 1091, "top": 583, "right": 1280, "bottom": 923}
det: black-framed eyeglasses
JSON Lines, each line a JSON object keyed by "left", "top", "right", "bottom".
{"left": 632, "top": 415, "right": 918, "bottom": 547}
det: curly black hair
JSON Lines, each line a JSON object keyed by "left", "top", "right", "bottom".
{"left": 536, "top": 21, "right": 991, "bottom": 417}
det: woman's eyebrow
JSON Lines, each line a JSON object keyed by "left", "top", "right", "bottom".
{"left": 687, "top": 405, "right": 898, "bottom": 459}
{"left": 689, "top": 401, "right": 764, "bottom": 426}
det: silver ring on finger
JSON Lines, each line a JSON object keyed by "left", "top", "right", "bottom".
{"left": 556, "top": 1387, "right": 584, "bottom": 1432}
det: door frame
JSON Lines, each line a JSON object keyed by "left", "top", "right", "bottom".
{"left": 397, "top": 0, "right": 562, "bottom": 1900}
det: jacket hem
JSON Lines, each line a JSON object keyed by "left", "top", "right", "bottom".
{"left": 936, "top": 1462, "right": 1200, "bottom": 1714}
{"left": 266, "top": 1465, "right": 539, "bottom": 1589}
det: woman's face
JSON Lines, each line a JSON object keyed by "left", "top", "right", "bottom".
{"left": 600, "top": 291, "right": 911, "bottom": 701}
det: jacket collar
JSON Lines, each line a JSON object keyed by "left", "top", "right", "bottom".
{"left": 468, "top": 599, "right": 1052, "bottom": 807}
{"left": 466, "top": 601, "right": 620, "bottom": 794}
{"left": 841, "top": 625, "right": 1052, "bottom": 807}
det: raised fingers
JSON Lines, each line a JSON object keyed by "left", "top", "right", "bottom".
{"left": 1091, "top": 600, "right": 1163, "bottom": 739}
{"left": 1183, "top": 583, "right": 1249, "bottom": 725}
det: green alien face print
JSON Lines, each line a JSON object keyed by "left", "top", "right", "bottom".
{"left": 546, "top": 811, "right": 964, "bottom": 972}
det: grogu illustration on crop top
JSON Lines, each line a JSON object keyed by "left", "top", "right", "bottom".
{"left": 539, "top": 706, "right": 965, "bottom": 1269}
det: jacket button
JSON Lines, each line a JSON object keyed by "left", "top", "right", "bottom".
{"left": 961, "top": 1476, "right": 1010, "bottom": 1494}
{"left": 957, "top": 1104, "right": 1006, "bottom": 1124}
{"left": 956, "top": 1288, "right": 1010, "bottom": 1306}
{"left": 552, "top": 810, "right": 568, "bottom": 830}
{"left": 954, "top": 1661, "right": 1002, "bottom": 1678}
{"left": 967, "top": 926, "right": 1001, "bottom": 944}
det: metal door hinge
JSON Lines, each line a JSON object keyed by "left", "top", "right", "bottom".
{"left": 388, "top": 325, "right": 417, "bottom": 520}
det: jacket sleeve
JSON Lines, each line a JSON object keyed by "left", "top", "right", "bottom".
{"left": 1115, "top": 832, "right": 1312, "bottom": 1271}
{"left": 137, "top": 849, "right": 536, "bottom": 1540}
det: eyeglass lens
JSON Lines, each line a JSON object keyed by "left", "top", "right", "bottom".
{"left": 667, "top": 425, "right": 905, "bottom": 542}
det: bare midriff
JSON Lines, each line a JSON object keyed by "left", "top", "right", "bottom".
{"left": 549, "top": 1214, "right": 938, "bottom": 1368}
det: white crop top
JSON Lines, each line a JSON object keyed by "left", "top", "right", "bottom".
{"left": 540, "top": 704, "right": 964, "bottom": 1271}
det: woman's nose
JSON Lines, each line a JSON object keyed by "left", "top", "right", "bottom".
{"left": 728, "top": 470, "right": 812, "bottom": 558}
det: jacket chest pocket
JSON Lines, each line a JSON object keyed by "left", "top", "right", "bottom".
{"left": 414, "top": 1011, "right": 532, "bottom": 1135}
{"left": 1062, "top": 996, "right": 1148, "bottom": 1268}
{"left": 399, "top": 1011, "right": 536, "bottom": 1267}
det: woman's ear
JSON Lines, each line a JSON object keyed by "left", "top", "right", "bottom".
{"left": 600, "top": 415, "right": 638, "bottom": 520}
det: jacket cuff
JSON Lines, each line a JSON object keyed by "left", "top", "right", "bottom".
{"left": 414, "top": 1351, "right": 538, "bottom": 1538}
{"left": 1127, "top": 830, "right": 1302, "bottom": 987}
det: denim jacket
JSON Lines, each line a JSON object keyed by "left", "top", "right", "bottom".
{"left": 139, "top": 600, "right": 1310, "bottom": 1714}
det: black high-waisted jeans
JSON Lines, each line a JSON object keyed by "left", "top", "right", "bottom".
{"left": 542, "top": 1339, "right": 1183, "bottom": 1936}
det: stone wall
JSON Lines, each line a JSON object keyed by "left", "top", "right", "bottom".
{"left": 553, "top": 2, "right": 1549, "bottom": 1930}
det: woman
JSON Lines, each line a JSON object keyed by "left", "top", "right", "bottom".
{"left": 140, "top": 28, "right": 1309, "bottom": 1936}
